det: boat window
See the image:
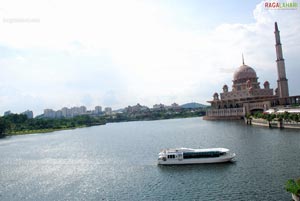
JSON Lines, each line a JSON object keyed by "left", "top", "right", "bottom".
{"left": 183, "top": 151, "right": 221, "bottom": 159}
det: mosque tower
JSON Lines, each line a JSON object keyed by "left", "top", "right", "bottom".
{"left": 274, "top": 22, "right": 289, "bottom": 98}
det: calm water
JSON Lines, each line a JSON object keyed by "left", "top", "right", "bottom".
{"left": 0, "top": 117, "right": 300, "bottom": 201}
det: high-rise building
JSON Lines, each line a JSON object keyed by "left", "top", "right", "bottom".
{"left": 61, "top": 107, "right": 70, "bottom": 118}
{"left": 44, "top": 109, "right": 56, "bottom": 118}
{"left": 79, "top": 106, "right": 87, "bottom": 114}
{"left": 21, "top": 110, "right": 34, "bottom": 119}
{"left": 4, "top": 111, "right": 12, "bottom": 116}
{"left": 94, "top": 106, "right": 102, "bottom": 114}
{"left": 104, "top": 107, "right": 112, "bottom": 115}
{"left": 55, "top": 110, "right": 63, "bottom": 118}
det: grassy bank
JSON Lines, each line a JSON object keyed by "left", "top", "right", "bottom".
{"left": 6, "top": 127, "right": 85, "bottom": 136}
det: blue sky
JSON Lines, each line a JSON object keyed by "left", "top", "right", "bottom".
{"left": 0, "top": 0, "right": 300, "bottom": 116}
{"left": 159, "top": 0, "right": 262, "bottom": 25}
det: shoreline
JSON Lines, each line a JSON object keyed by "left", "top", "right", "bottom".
{"left": 4, "top": 125, "right": 92, "bottom": 137}
{"left": 2, "top": 116, "right": 204, "bottom": 137}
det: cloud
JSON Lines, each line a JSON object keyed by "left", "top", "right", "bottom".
{"left": 0, "top": 0, "right": 299, "bottom": 115}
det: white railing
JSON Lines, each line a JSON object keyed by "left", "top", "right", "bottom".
{"left": 206, "top": 108, "right": 244, "bottom": 117}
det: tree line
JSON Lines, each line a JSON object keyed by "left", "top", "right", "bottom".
{"left": 0, "top": 114, "right": 106, "bottom": 137}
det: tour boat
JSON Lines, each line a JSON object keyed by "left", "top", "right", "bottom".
{"left": 157, "top": 147, "right": 236, "bottom": 165}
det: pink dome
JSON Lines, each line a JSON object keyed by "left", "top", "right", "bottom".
{"left": 264, "top": 81, "right": 270, "bottom": 89}
{"left": 233, "top": 64, "right": 257, "bottom": 81}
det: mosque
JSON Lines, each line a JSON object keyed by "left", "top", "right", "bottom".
{"left": 204, "top": 22, "right": 300, "bottom": 120}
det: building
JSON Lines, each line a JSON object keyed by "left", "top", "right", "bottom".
{"left": 104, "top": 107, "right": 112, "bottom": 115}
{"left": 68, "top": 106, "right": 87, "bottom": 117}
{"left": 124, "top": 103, "right": 149, "bottom": 114}
{"left": 61, "top": 107, "right": 70, "bottom": 118}
{"left": 43, "top": 109, "right": 56, "bottom": 118}
{"left": 55, "top": 110, "right": 63, "bottom": 118}
{"left": 152, "top": 103, "right": 166, "bottom": 111}
{"left": 43, "top": 105, "right": 105, "bottom": 119}
{"left": 204, "top": 22, "right": 300, "bottom": 120}
{"left": 79, "top": 106, "right": 87, "bottom": 114}
{"left": 170, "top": 103, "right": 180, "bottom": 109}
{"left": 94, "top": 106, "right": 102, "bottom": 114}
{"left": 21, "top": 110, "right": 34, "bottom": 119}
{"left": 4, "top": 111, "right": 12, "bottom": 116}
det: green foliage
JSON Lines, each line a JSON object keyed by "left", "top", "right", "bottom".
{"left": 245, "top": 113, "right": 251, "bottom": 119}
{"left": 286, "top": 178, "right": 300, "bottom": 195}
{"left": 264, "top": 113, "right": 275, "bottom": 122}
{"left": 0, "top": 114, "right": 106, "bottom": 135}
{"left": 252, "top": 111, "right": 300, "bottom": 122}
{"left": 283, "top": 111, "right": 290, "bottom": 121}
{"left": 253, "top": 112, "right": 263, "bottom": 119}
{"left": 277, "top": 112, "right": 300, "bottom": 122}
{"left": 0, "top": 118, "right": 9, "bottom": 137}
{"left": 289, "top": 113, "right": 299, "bottom": 122}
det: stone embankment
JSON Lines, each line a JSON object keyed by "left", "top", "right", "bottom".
{"left": 245, "top": 118, "right": 300, "bottom": 129}
{"left": 203, "top": 116, "right": 242, "bottom": 120}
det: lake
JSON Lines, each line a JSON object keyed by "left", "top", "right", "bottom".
{"left": 0, "top": 117, "right": 299, "bottom": 200}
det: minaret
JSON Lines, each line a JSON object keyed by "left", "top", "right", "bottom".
{"left": 274, "top": 22, "right": 289, "bottom": 98}
{"left": 242, "top": 53, "right": 245, "bottom": 65}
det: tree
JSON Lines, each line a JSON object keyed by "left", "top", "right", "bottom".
{"left": 264, "top": 114, "right": 275, "bottom": 128}
{"left": 283, "top": 111, "right": 290, "bottom": 121}
{"left": 288, "top": 113, "right": 300, "bottom": 122}
{"left": 0, "top": 118, "right": 8, "bottom": 137}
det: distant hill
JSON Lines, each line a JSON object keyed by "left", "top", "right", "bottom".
{"left": 113, "top": 108, "right": 125, "bottom": 113}
{"left": 180, "top": 102, "right": 208, "bottom": 109}
{"left": 35, "top": 114, "right": 44, "bottom": 119}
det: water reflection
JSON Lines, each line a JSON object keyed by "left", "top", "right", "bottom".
{"left": 0, "top": 117, "right": 299, "bottom": 201}
{"left": 157, "top": 161, "right": 236, "bottom": 173}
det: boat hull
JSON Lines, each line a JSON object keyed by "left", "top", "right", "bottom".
{"left": 158, "top": 153, "right": 236, "bottom": 165}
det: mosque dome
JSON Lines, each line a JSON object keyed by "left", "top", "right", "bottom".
{"left": 233, "top": 64, "right": 257, "bottom": 81}
{"left": 264, "top": 81, "right": 270, "bottom": 89}
{"left": 223, "top": 84, "right": 228, "bottom": 93}
{"left": 213, "top": 92, "right": 219, "bottom": 100}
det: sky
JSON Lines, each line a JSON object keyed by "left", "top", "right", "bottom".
{"left": 0, "top": 0, "right": 300, "bottom": 116}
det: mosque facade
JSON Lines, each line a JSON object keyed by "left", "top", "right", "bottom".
{"left": 204, "top": 22, "right": 300, "bottom": 120}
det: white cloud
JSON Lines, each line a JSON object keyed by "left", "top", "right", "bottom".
{"left": 0, "top": 0, "right": 300, "bottom": 115}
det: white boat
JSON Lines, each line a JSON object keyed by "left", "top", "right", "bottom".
{"left": 157, "top": 147, "right": 236, "bottom": 165}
